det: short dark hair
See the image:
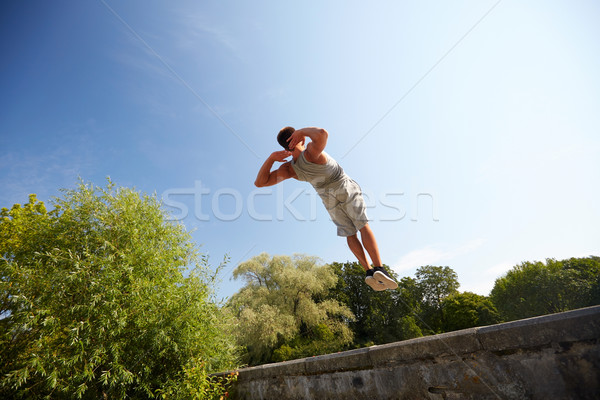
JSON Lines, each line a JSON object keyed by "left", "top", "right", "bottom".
{"left": 277, "top": 126, "right": 295, "bottom": 150}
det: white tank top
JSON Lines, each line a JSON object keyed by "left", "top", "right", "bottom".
{"left": 291, "top": 151, "right": 350, "bottom": 196}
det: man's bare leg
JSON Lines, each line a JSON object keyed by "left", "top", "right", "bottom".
{"left": 358, "top": 224, "right": 398, "bottom": 290}
{"left": 359, "top": 224, "right": 382, "bottom": 267}
{"left": 347, "top": 234, "right": 370, "bottom": 271}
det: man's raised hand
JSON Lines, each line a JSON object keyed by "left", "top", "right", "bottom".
{"left": 270, "top": 150, "right": 292, "bottom": 163}
{"left": 287, "top": 130, "right": 305, "bottom": 150}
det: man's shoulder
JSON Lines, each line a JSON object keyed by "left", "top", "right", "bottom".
{"left": 303, "top": 148, "right": 328, "bottom": 165}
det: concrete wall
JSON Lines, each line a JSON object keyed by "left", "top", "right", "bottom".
{"left": 224, "top": 306, "right": 600, "bottom": 399}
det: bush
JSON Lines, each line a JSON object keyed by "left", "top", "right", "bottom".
{"left": 0, "top": 180, "right": 237, "bottom": 399}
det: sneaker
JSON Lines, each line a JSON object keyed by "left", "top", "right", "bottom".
{"left": 365, "top": 268, "right": 386, "bottom": 291}
{"left": 373, "top": 266, "right": 398, "bottom": 290}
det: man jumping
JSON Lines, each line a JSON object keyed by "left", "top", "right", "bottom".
{"left": 254, "top": 126, "right": 398, "bottom": 291}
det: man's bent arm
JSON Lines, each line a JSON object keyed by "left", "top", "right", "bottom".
{"left": 254, "top": 151, "right": 292, "bottom": 187}
{"left": 289, "top": 127, "right": 328, "bottom": 159}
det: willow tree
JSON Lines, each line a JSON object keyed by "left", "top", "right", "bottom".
{"left": 228, "top": 253, "right": 353, "bottom": 365}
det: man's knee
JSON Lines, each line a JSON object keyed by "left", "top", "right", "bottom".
{"left": 347, "top": 233, "right": 361, "bottom": 245}
{"left": 358, "top": 223, "right": 371, "bottom": 234}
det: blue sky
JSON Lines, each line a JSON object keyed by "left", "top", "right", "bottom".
{"left": 1, "top": 0, "right": 599, "bottom": 301}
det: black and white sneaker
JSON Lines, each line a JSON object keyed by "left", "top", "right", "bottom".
{"left": 373, "top": 266, "right": 398, "bottom": 290}
{"left": 365, "top": 268, "right": 386, "bottom": 291}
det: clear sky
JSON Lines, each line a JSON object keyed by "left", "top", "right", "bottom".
{"left": 1, "top": 0, "right": 599, "bottom": 301}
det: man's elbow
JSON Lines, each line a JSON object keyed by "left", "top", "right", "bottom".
{"left": 255, "top": 179, "right": 270, "bottom": 188}
{"left": 319, "top": 128, "right": 329, "bottom": 141}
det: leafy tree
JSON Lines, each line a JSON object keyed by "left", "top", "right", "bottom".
{"left": 561, "top": 256, "right": 600, "bottom": 307}
{"left": 490, "top": 256, "right": 600, "bottom": 321}
{"left": 441, "top": 292, "right": 500, "bottom": 332}
{"left": 0, "top": 181, "right": 237, "bottom": 399}
{"left": 228, "top": 254, "right": 353, "bottom": 366}
{"left": 415, "top": 265, "right": 460, "bottom": 309}
{"left": 414, "top": 265, "right": 460, "bottom": 333}
{"left": 327, "top": 262, "right": 421, "bottom": 347}
{"left": 396, "top": 276, "right": 424, "bottom": 320}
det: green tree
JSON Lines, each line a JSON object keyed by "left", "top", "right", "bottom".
{"left": 441, "top": 292, "right": 500, "bottom": 332}
{"left": 0, "top": 181, "right": 237, "bottom": 399}
{"left": 414, "top": 265, "right": 460, "bottom": 333}
{"left": 490, "top": 256, "right": 600, "bottom": 321}
{"left": 228, "top": 254, "right": 353, "bottom": 366}
{"left": 327, "top": 262, "right": 421, "bottom": 347}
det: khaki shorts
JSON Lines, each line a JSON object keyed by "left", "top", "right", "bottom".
{"left": 318, "top": 179, "right": 369, "bottom": 237}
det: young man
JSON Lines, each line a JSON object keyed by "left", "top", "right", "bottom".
{"left": 254, "top": 126, "right": 398, "bottom": 291}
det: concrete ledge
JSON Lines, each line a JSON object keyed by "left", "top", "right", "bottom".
{"left": 226, "top": 306, "right": 600, "bottom": 399}
{"left": 477, "top": 305, "right": 600, "bottom": 351}
{"left": 369, "top": 328, "right": 481, "bottom": 367}
{"left": 304, "top": 347, "right": 371, "bottom": 375}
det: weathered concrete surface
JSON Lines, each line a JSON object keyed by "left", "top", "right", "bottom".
{"left": 223, "top": 306, "right": 600, "bottom": 399}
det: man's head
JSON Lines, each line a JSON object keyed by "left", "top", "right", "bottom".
{"left": 277, "top": 126, "right": 295, "bottom": 150}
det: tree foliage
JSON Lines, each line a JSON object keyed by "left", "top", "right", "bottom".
{"left": 0, "top": 181, "right": 237, "bottom": 399}
{"left": 327, "top": 262, "right": 422, "bottom": 346}
{"left": 226, "top": 251, "right": 599, "bottom": 366}
{"left": 328, "top": 262, "right": 500, "bottom": 341}
{"left": 413, "top": 265, "right": 460, "bottom": 334}
{"left": 441, "top": 292, "right": 500, "bottom": 332}
{"left": 228, "top": 253, "right": 353, "bottom": 366}
{"left": 490, "top": 256, "right": 600, "bottom": 321}
{"left": 415, "top": 265, "right": 460, "bottom": 309}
